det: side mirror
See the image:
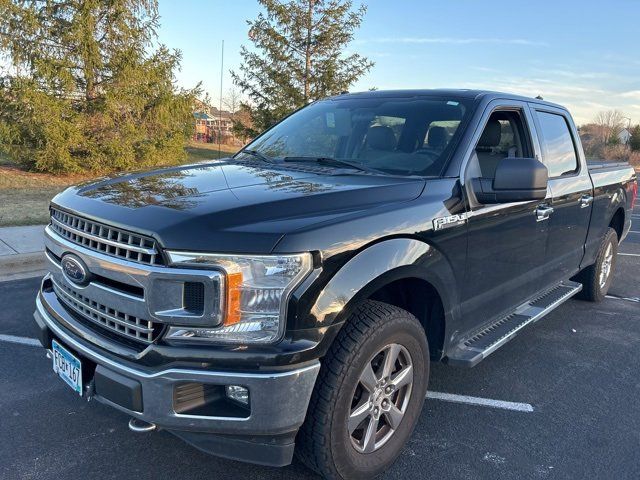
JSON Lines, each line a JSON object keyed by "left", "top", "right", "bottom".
{"left": 472, "top": 157, "right": 548, "bottom": 204}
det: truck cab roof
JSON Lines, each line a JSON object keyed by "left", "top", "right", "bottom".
{"left": 331, "top": 88, "right": 566, "bottom": 111}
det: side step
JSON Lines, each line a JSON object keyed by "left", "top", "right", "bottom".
{"left": 446, "top": 281, "right": 582, "bottom": 367}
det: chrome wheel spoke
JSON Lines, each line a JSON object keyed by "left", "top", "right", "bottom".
{"left": 385, "top": 404, "right": 404, "bottom": 430}
{"left": 390, "top": 364, "right": 413, "bottom": 390}
{"left": 381, "top": 344, "right": 401, "bottom": 379}
{"left": 349, "top": 401, "right": 371, "bottom": 433}
{"left": 362, "top": 416, "right": 379, "bottom": 453}
{"left": 359, "top": 361, "right": 378, "bottom": 392}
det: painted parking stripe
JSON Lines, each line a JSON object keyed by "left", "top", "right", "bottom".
{"left": 0, "top": 334, "right": 41, "bottom": 347}
{"left": 606, "top": 295, "right": 640, "bottom": 303}
{"left": 426, "top": 391, "right": 534, "bottom": 412}
{"left": 0, "top": 334, "right": 537, "bottom": 413}
{"left": 619, "top": 253, "right": 640, "bottom": 257}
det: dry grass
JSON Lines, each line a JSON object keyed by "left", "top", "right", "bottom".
{"left": 0, "top": 166, "right": 92, "bottom": 226}
{"left": 0, "top": 143, "right": 239, "bottom": 227}
{"left": 184, "top": 141, "right": 238, "bottom": 161}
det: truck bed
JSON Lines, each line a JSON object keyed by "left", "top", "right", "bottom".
{"left": 587, "top": 159, "right": 631, "bottom": 171}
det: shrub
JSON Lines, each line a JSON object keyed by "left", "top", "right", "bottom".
{"left": 0, "top": 1, "right": 199, "bottom": 174}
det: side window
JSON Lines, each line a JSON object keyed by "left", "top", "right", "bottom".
{"left": 496, "top": 119, "right": 515, "bottom": 152}
{"left": 472, "top": 110, "right": 530, "bottom": 179}
{"left": 535, "top": 111, "right": 578, "bottom": 177}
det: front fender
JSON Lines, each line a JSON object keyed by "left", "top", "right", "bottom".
{"left": 298, "top": 238, "right": 460, "bottom": 333}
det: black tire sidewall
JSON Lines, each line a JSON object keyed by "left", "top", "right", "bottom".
{"left": 328, "top": 315, "right": 429, "bottom": 479}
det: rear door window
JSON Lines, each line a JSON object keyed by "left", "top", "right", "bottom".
{"left": 535, "top": 111, "right": 579, "bottom": 177}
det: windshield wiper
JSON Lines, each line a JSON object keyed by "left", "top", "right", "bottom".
{"left": 239, "top": 149, "right": 276, "bottom": 163}
{"left": 283, "top": 156, "right": 382, "bottom": 174}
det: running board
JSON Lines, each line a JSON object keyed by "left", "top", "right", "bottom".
{"left": 446, "top": 281, "right": 582, "bottom": 367}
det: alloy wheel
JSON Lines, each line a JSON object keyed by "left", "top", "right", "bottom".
{"left": 348, "top": 343, "right": 414, "bottom": 453}
{"left": 599, "top": 242, "right": 613, "bottom": 289}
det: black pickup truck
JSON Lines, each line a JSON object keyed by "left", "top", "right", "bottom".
{"left": 34, "top": 90, "right": 636, "bottom": 479}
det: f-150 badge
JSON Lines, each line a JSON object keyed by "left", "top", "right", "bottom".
{"left": 433, "top": 213, "right": 468, "bottom": 231}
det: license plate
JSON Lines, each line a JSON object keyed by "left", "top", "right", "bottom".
{"left": 52, "top": 339, "right": 83, "bottom": 395}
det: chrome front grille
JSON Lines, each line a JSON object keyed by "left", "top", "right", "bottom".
{"left": 50, "top": 208, "right": 164, "bottom": 266}
{"left": 52, "top": 278, "right": 157, "bottom": 344}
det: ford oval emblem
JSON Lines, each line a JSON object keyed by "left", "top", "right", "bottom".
{"left": 61, "top": 254, "right": 89, "bottom": 286}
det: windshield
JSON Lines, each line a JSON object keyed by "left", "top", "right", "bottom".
{"left": 236, "top": 95, "right": 471, "bottom": 176}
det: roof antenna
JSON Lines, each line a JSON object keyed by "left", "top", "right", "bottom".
{"left": 535, "top": 95, "right": 544, "bottom": 100}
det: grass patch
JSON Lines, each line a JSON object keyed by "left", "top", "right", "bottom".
{"left": 185, "top": 142, "right": 238, "bottom": 162}
{"left": 0, "top": 142, "right": 239, "bottom": 227}
{"left": 0, "top": 167, "right": 92, "bottom": 227}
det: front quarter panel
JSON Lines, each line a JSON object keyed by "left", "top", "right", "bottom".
{"left": 281, "top": 178, "right": 469, "bottom": 357}
{"left": 293, "top": 237, "right": 461, "bottom": 344}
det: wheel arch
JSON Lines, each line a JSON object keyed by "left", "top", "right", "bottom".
{"left": 609, "top": 207, "right": 625, "bottom": 241}
{"left": 305, "top": 237, "right": 459, "bottom": 361}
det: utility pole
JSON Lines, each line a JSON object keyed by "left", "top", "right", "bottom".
{"left": 218, "top": 40, "right": 224, "bottom": 158}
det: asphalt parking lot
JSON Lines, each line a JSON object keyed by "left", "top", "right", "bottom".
{"left": 1, "top": 211, "right": 638, "bottom": 479}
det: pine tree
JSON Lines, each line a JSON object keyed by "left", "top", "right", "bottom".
{"left": 231, "top": 0, "right": 373, "bottom": 137}
{"left": 0, "top": 0, "right": 200, "bottom": 173}
{"left": 629, "top": 125, "right": 640, "bottom": 152}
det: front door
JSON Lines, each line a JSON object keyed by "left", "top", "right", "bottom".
{"left": 460, "top": 103, "right": 551, "bottom": 333}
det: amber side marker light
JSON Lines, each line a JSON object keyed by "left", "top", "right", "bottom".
{"left": 225, "top": 272, "right": 243, "bottom": 326}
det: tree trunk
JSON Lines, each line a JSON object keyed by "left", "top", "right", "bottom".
{"left": 79, "top": 1, "right": 99, "bottom": 102}
{"left": 303, "top": 0, "right": 314, "bottom": 103}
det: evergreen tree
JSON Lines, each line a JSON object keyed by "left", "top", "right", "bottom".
{"left": 629, "top": 125, "right": 640, "bottom": 152}
{"left": 231, "top": 0, "right": 373, "bottom": 137}
{"left": 0, "top": 0, "right": 199, "bottom": 173}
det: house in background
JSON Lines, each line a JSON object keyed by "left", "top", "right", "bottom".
{"left": 193, "top": 101, "right": 237, "bottom": 145}
{"left": 618, "top": 128, "right": 632, "bottom": 145}
{"left": 193, "top": 111, "right": 213, "bottom": 142}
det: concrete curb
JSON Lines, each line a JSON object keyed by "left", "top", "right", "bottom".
{"left": 0, "top": 251, "right": 46, "bottom": 282}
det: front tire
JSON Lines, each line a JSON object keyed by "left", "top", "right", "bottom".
{"left": 576, "top": 227, "right": 618, "bottom": 302}
{"left": 296, "top": 300, "right": 429, "bottom": 479}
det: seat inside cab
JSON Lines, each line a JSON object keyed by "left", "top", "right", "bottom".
{"left": 469, "top": 111, "right": 529, "bottom": 180}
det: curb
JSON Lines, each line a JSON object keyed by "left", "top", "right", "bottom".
{"left": 0, "top": 251, "right": 46, "bottom": 282}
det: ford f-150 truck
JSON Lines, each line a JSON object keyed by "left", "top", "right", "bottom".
{"left": 34, "top": 90, "right": 637, "bottom": 479}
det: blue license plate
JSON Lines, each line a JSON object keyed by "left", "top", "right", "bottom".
{"left": 52, "top": 339, "right": 83, "bottom": 395}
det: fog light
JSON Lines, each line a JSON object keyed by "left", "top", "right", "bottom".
{"left": 225, "top": 385, "right": 249, "bottom": 406}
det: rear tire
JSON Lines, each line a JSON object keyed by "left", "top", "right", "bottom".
{"left": 296, "top": 300, "right": 429, "bottom": 479}
{"left": 576, "top": 227, "right": 618, "bottom": 302}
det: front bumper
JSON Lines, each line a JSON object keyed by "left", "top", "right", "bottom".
{"left": 34, "top": 290, "right": 320, "bottom": 466}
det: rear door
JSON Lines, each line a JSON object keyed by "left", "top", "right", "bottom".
{"left": 530, "top": 106, "right": 592, "bottom": 284}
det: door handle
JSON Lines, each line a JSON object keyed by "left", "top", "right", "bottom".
{"left": 535, "top": 205, "right": 554, "bottom": 222}
{"left": 580, "top": 194, "right": 593, "bottom": 208}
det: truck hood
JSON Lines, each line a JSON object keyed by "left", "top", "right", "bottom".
{"left": 52, "top": 159, "right": 425, "bottom": 253}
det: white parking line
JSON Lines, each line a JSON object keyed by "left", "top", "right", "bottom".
{"left": 619, "top": 253, "right": 640, "bottom": 257}
{"left": 0, "top": 334, "right": 41, "bottom": 347}
{"left": 426, "top": 391, "right": 534, "bottom": 412}
{"left": 606, "top": 295, "right": 640, "bottom": 303}
{"left": 0, "top": 334, "right": 536, "bottom": 413}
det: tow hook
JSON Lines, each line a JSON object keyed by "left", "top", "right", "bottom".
{"left": 128, "top": 418, "right": 157, "bottom": 433}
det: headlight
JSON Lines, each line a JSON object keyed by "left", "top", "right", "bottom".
{"left": 165, "top": 251, "right": 312, "bottom": 344}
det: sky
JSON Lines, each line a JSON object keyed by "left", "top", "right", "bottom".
{"left": 157, "top": 0, "right": 640, "bottom": 125}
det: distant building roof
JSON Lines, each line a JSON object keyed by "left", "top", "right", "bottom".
{"left": 193, "top": 112, "right": 211, "bottom": 120}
